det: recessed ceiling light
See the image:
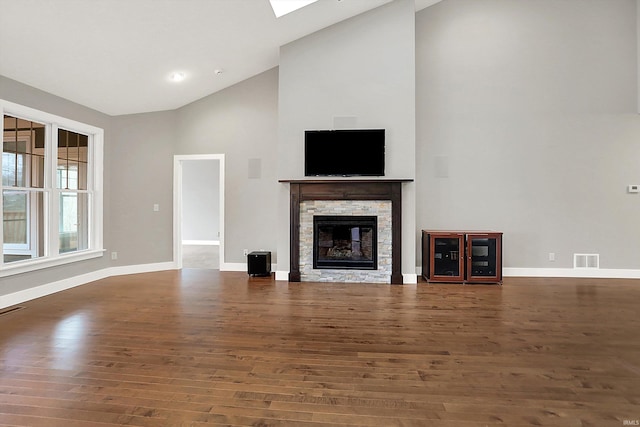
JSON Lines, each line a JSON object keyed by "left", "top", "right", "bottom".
{"left": 269, "top": 0, "right": 318, "bottom": 18}
{"left": 169, "top": 72, "right": 186, "bottom": 82}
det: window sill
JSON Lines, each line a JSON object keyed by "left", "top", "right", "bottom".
{"left": 0, "top": 249, "right": 105, "bottom": 278}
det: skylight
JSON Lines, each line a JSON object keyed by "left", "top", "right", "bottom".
{"left": 269, "top": 0, "right": 319, "bottom": 18}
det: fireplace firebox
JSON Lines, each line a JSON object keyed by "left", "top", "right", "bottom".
{"left": 313, "top": 216, "right": 377, "bottom": 270}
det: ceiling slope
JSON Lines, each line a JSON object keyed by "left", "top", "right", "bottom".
{"left": 0, "top": 0, "right": 441, "bottom": 116}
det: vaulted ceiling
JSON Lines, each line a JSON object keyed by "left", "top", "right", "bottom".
{"left": 0, "top": 0, "right": 441, "bottom": 116}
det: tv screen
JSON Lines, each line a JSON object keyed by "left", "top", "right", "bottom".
{"left": 304, "top": 129, "right": 385, "bottom": 176}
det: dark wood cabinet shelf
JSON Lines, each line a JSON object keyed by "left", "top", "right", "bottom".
{"left": 422, "top": 230, "right": 502, "bottom": 284}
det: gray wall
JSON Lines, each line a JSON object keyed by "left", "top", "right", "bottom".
{"left": 182, "top": 159, "right": 220, "bottom": 242}
{"left": 277, "top": 0, "right": 417, "bottom": 275}
{"left": 176, "top": 68, "right": 279, "bottom": 264}
{"left": 109, "top": 111, "right": 176, "bottom": 265}
{"left": 416, "top": 0, "right": 640, "bottom": 269}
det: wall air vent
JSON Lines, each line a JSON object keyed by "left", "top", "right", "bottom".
{"left": 574, "top": 253, "right": 599, "bottom": 269}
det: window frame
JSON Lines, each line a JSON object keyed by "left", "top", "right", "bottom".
{"left": 1, "top": 100, "right": 104, "bottom": 277}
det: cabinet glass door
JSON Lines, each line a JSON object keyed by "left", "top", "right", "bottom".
{"left": 430, "top": 234, "right": 464, "bottom": 282}
{"left": 467, "top": 234, "right": 502, "bottom": 283}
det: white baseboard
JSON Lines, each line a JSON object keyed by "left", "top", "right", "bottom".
{"left": 0, "top": 261, "right": 178, "bottom": 310}
{"left": 402, "top": 273, "right": 418, "bottom": 284}
{"left": 212, "top": 265, "right": 640, "bottom": 280}
{"left": 221, "top": 263, "right": 279, "bottom": 274}
{"left": 0, "top": 270, "right": 109, "bottom": 310}
{"left": 504, "top": 267, "right": 640, "bottom": 279}
{"left": 418, "top": 265, "right": 640, "bottom": 280}
{"left": 4, "top": 264, "right": 639, "bottom": 310}
{"left": 108, "top": 261, "right": 178, "bottom": 277}
{"left": 220, "top": 262, "right": 246, "bottom": 272}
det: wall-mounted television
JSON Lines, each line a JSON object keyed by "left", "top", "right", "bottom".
{"left": 304, "top": 129, "right": 385, "bottom": 177}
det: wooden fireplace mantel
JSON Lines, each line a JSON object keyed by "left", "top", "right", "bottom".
{"left": 279, "top": 179, "right": 413, "bottom": 284}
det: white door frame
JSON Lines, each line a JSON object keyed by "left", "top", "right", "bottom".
{"left": 173, "top": 154, "right": 225, "bottom": 269}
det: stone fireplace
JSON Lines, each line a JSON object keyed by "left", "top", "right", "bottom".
{"left": 301, "top": 200, "right": 391, "bottom": 283}
{"left": 281, "top": 179, "right": 411, "bottom": 284}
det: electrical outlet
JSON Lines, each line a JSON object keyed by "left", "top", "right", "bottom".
{"left": 549, "top": 252, "right": 555, "bottom": 262}
{"left": 111, "top": 251, "right": 118, "bottom": 260}
{"left": 243, "top": 249, "right": 249, "bottom": 256}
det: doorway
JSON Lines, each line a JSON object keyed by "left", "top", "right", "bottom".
{"left": 173, "top": 154, "right": 225, "bottom": 269}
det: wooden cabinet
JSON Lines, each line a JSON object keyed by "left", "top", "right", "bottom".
{"left": 423, "top": 232, "right": 466, "bottom": 283}
{"left": 422, "top": 230, "right": 502, "bottom": 284}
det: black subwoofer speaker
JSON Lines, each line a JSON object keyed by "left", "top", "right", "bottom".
{"left": 248, "top": 251, "right": 271, "bottom": 276}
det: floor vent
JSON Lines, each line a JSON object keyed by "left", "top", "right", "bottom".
{"left": 574, "top": 253, "right": 599, "bottom": 269}
{"left": 0, "top": 306, "right": 25, "bottom": 317}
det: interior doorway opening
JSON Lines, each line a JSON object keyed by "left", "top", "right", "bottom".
{"left": 173, "top": 154, "right": 225, "bottom": 270}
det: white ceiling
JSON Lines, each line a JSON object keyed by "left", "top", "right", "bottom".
{"left": 0, "top": 0, "right": 442, "bottom": 116}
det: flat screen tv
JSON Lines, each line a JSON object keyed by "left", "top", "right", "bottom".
{"left": 304, "top": 129, "right": 385, "bottom": 176}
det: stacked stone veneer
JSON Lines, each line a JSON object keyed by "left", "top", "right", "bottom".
{"left": 300, "top": 200, "right": 392, "bottom": 283}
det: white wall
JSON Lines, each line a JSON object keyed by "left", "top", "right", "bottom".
{"left": 277, "top": 0, "right": 417, "bottom": 278}
{"left": 416, "top": 0, "right": 640, "bottom": 270}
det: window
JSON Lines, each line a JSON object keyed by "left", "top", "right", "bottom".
{"left": 2, "top": 116, "right": 45, "bottom": 262}
{"left": 57, "top": 129, "right": 89, "bottom": 254}
{"left": 1, "top": 100, "right": 103, "bottom": 276}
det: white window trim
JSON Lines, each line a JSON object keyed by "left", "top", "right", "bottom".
{"left": 0, "top": 99, "right": 104, "bottom": 277}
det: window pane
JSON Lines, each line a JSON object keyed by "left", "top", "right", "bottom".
{"left": 2, "top": 152, "right": 25, "bottom": 187}
{"left": 57, "top": 163, "right": 78, "bottom": 190}
{"left": 58, "top": 129, "right": 88, "bottom": 190}
{"left": 3, "top": 115, "right": 46, "bottom": 189}
{"left": 59, "top": 191, "right": 88, "bottom": 254}
{"left": 2, "top": 190, "right": 45, "bottom": 263}
{"left": 3, "top": 191, "right": 27, "bottom": 244}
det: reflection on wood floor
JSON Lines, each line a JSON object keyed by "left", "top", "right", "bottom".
{"left": 1, "top": 271, "right": 639, "bottom": 426}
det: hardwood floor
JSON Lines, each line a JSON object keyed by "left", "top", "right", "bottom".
{"left": 1, "top": 271, "right": 639, "bottom": 426}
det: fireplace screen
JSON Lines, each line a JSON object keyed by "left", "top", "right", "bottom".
{"left": 313, "top": 215, "right": 377, "bottom": 270}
